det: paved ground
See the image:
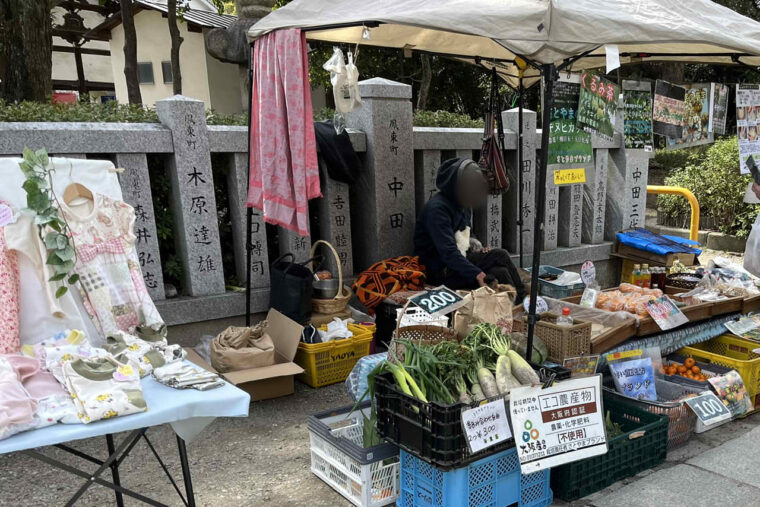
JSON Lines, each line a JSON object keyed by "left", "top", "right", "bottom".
{"left": 1, "top": 379, "right": 759, "bottom": 507}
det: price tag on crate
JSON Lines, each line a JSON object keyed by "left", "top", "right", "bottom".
{"left": 410, "top": 286, "right": 466, "bottom": 317}
{"left": 461, "top": 399, "right": 512, "bottom": 454}
{"left": 580, "top": 261, "right": 596, "bottom": 285}
{"left": 644, "top": 296, "right": 688, "bottom": 330}
{"left": 685, "top": 392, "right": 732, "bottom": 427}
{"left": 509, "top": 375, "right": 608, "bottom": 473}
{"left": 522, "top": 296, "right": 549, "bottom": 314}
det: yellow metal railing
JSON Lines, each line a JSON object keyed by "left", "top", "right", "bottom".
{"left": 646, "top": 185, "right": 700, "bottom": 242}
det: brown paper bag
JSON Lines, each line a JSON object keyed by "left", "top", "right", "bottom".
{"left": 453, "top": 285, "right": 515, "bottom": 339}
{"left": 210, "top": 323, "right": 276, "bottom": 373}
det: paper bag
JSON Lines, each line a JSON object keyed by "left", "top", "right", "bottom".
{"left": 453, "top": 285, "right": 515, "bottom": 339}
{"left": 211, "top": 323, "right": 276, "bottom": 373}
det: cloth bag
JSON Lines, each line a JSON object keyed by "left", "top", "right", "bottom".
{"left": 478, "top": 68, "right": 510, "bottom": 194}
{"left": 453, "top": 285, "right": 515, "bottom": 339}
{"left": 745, "top": 213, "right": 760, "bottom": 277}
{"left": 269, "top": 253, "right": 315, "bottom": 323}
{"left": 210, "top": 323, "right": 275, "bottom": 373}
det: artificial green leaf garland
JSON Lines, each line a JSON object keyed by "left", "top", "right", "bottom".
{"left": 18, "top": 147, "right": 80, "bottom": 298}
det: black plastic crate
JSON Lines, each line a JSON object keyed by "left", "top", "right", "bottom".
{"left": 374, "top": 371, "right": 515, "bottom": 470}
{"left": 551, "top": 392, "right": 669, "bottom": 501}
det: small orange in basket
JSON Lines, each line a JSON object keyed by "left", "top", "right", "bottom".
{"left": 677, "top": 365, "right": 688, "bottom": 374}
{"left": 684, "top": 357, "right": 696, "bottom": 369}
{"left": 691, "top": 366, "right": 701, "bottom": 374}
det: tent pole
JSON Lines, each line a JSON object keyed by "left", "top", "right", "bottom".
{"left": 525, "top": 63, "right": 555, "bottom": 362}
{"left": 517, "top": 77, "right": 524, "bottom": 268}
{"left": 245, "top": 43, "right": 254, "bottom": 327}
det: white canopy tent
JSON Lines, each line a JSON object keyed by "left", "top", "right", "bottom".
{"left": 243, "top": 0, "right": 760, "bottom": 356}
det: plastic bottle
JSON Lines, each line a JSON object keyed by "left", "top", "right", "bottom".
{"left": 630, "top": 264, "right": 641, "bottom": 285}
{"left": 556, "top": 307, "right": 574, "bottom": 327}
{"left": 631, "top": 264, "right": 641, "bottom": 287}
{"left": 641, "top": 264, "right": 651, "bottom": 289}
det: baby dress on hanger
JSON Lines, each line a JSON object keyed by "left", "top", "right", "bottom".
{"left": 59, "top": 191, "right": 163, "bottom": 337}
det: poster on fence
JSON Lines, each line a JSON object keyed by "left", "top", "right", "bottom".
{"left": 548, "top": 74, "right": 593, "bottom": 166}
{"left": 577, "top": 71, "right": 619, "bottom": 140}
{"left": 710, "top": 82, "right": 729, "bottom": 135}
{"left": 666, "top": 83, "right": 714, "bottom": 150}
{"left": 653, "top": 80, "right": 686, "bottom": 138}
{"left": 622, "top": 80, "right": 653, "bottom": 151}
{"left": 736, "top": 84, "right": 760, "bottom": 174}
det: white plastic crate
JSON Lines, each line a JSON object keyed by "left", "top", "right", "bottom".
{"left": 309, "top": 406, "right": 400, "bottom": 507}
{"left": 395, "top": 307, "right": 448, "bottom": 328}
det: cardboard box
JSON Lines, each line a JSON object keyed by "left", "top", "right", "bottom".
{"left": 185, "top": 309, "right": 304, "bottom": 402}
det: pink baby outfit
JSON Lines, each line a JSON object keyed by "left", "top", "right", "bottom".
{"left": 0, "top": 355, "right": 38, "bottom": 440}
{"left": 59, "top": 193, "right": 163, "bottom": 338}
{"left": 0, "top": 202, "right": 20, "bottom": 354}
{"left": 247, "top": 28, "right": 320, "bottom": 236}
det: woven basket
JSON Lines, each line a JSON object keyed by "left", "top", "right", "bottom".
{"left": 310, "top": 240, "right": 351, "bottom": 314}
{"left": 513, "top": 312, "right": 592, "bottom": 363}
{"left": 389, "top": 300, "right": 458, "bottom": 360}
{"left": 666, "top": 273, "right": 702, "bottom": 290}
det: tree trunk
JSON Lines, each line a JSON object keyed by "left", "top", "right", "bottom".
{"left": 168, "top": 0, "right": 183, "bottom": 95}
{"left": 0, "top": 0, "right": 53, "bottom": 102}
{"left": 416, "top": 54, "right": 432, "bottom": 110}
{"left": 120, "top": 0, "right": 142, "bottom": 104}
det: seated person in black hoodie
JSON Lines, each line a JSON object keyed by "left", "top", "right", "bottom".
{"left": 414, "top": 158, "right": 526, "bottom": 301}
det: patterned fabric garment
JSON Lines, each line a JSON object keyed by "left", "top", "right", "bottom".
{"left": 247, "top": 28, "right": 320, "bottom": 236}
{"left": 0, "top": 202, "right": 20, "bottom": 354}
{"left": 104, "top": 331, "right": 185, "bottom": 378}
{"left": 352, "top": 256, "right": 427, "bottom": 312}
{"left": 62, "top": 356, "right": 146, "bottom": 424}
{"left": 59, "top": 193, "right": 163, "bottom": 337}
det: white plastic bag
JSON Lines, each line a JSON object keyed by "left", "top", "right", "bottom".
{"left": 344, "top": 51, "right": 362, "bottom": 111}
{"left": 323, "top": 47, "right": 361, "bottom": 115}
{"left": 745, "top": 213, "right": 760, "bottom": 277}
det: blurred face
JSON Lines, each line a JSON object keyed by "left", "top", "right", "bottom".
{"left": 457, "top": 164, "right": 489, "bottom": 209}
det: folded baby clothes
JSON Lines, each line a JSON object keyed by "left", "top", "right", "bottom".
{"left": 62, "top": 356, "right": 147, "bottom": 424}
{"left": 3, "top": 354, "right": 78, "bottom": 427}
{"left": 152, "top": 361, "right": 223, "bottom": 391}
{"left": 0, "top": 357, "right": 38, "bottom": 440}
{"left": 105, "top": 331, "right": 186, "bottom": 377}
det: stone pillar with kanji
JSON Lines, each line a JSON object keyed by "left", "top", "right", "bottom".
{"left": 503, "top": 108, "right": 537, "bottom": 255}
{"left": 156, "top": 96, "right": 226, "bottom": 296}
{"left": 116, "top": 153, "right": 165, "bottom": 300}
{"left": 346, "top": 78, "right": 414, "bottom": 271}
{"left": 606, "top": 149, "right": 650, "bottom": 239}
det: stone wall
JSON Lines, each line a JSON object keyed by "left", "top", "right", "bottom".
{"left": 0, "top": 79, "right": 648, "bottom": 325}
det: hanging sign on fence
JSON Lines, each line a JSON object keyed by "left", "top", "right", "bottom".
{"left": 553, "top": 168, "right": 586, "bottom": 185}
{"left": 410, "top": 285, "right": 466, "bottom": 317}
{"left": 685, "top": 392, "right": 732, "bottom": 427}
{"left": 461, "top": 399, "right": 513, "bottom": 454}
{"left": 508, "top": 374, "right": 608, "bottom": 473}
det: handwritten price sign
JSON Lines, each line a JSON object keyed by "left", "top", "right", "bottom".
{"left": 554, "top": 168, "right": 586, "bottom": 185}
{"left": 461, "top": 399, "right": 512, "bottom": 453}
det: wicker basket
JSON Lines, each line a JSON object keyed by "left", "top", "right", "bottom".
{"left": 389, "top": 300, "right": 458, "bottom": 360}
{"left": 310, "top": 240, "right": 351, "bottom": 314}
{"left": 513, "top": 312, "right": 592, "bottom": 363}
{"left": 666, "top": 273, "right": 702, "bottom": 290}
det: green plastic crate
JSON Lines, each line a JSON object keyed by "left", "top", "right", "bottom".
{"left": 550, "top": 392, "right": 669, "bottom": 501}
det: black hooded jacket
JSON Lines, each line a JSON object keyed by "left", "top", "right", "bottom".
{"left": 413, "top": 158, "right": 482, "bottom": 283}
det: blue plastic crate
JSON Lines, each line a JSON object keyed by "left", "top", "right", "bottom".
{"left": 398, "top": 447, "right": 553, "bottom": 507}
{"left": 527, "top": 265, "right": 585, "bottom": 299}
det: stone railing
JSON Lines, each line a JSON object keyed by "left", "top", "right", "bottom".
{"left": 0, "top": 78, "right": 649, "bottom": 327}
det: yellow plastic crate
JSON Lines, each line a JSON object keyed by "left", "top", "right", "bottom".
{"left": 678, "top": 334, "right": 760, "bottom": 412}
{"left": 295, "top": 324, "right": 374, "bottom": 388}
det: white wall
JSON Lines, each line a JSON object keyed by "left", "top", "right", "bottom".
{"left": 110, "top": 10, "right": 212, "bottom": 108}
{"left": 51, "top": 7, "right": 114, "bottom": 87}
